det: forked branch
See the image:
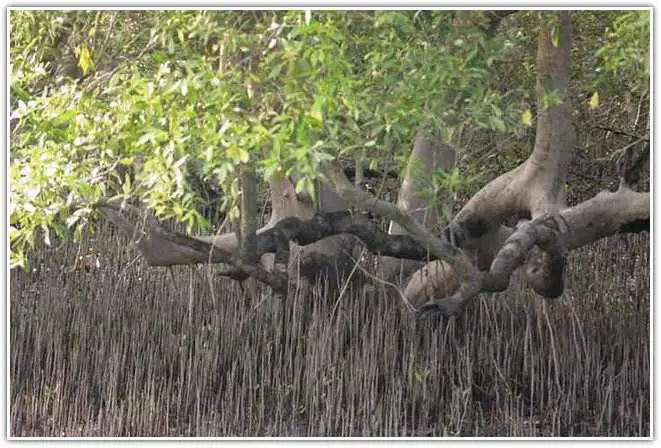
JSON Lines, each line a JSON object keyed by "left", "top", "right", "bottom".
{"left": 98, "top": 200, "right": 484, "bottom": 300}
{"left": 412, "top": 185, "right": 649, "bottom": 314}
{"left": 414, "top": 12, "right": 577, "bottom": 315}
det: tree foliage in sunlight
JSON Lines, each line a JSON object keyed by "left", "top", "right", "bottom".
{"left": 9, "top": 10, "right": 650, "bottom": 269}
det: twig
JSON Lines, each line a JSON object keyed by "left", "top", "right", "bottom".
{"left": 93, "top": 12, "right": 118, "bottom": 66}
{"left": 594, "top": 126, "right": 649, "bottom": 141}
{"left": 348, "top": 254, "right": 417, "bottom": 313}
{"left": 83, "top": 38, "right": 157, "bottom": 93}
{"left": 593, "top": 135, "right": 649, "bottom": 163}
{"left": 331, "top": 248, "right": 366, "bottom": 320}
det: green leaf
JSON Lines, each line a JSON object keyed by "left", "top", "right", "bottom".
{"left": 227, "top": 145, "right": 250, "bottom": 163}
{"left": 309, "top": 100, "right": 323, "bottom": 124}
{"left": 53, "top": 109, "right": 78, "bottom": 126}
{"left": 490, "top": 117, "right": 506, "bottom": 133}
{"left": 77, "top": 43, "right": 94, "bottom": 76}
{"left": 137, "top": 132, "right": 154, "bottom": 146}
{"left": 521, "top": 109, "right": 533, "bottom": 127}
{"left": 551, "top": 25, "right": 560, "bottom": 48}
{"left": 10, "top": 250, "right": 28, "bottom": 270}
{"left": 589, "top": 91, "right": 600, "bottom": 110}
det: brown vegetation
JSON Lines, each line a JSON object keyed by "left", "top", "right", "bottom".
{"left": 10, "top": 222, "right": 649, "bottom": 437}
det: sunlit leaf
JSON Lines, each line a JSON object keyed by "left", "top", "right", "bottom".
{"left": 77, "top": 43, "right": 94, "bottom": 76}
{"left": 521, "top": 109, "right": 533, "bottom": 126}
{"left": 309, "top": 101, "right": 323, "bottom": 124}
{"left": 12, "top": 9, "right": 639, "bottom": 274}
{"left": 227, "top": 145, "right": 250, "bottom": 164}
{"left": 551, "top": 25, "right": 560, "bottom": 48}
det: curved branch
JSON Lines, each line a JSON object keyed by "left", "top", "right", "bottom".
{"left": 99, "top": 201, "right": 466, "bottom": 266}
{"left": 98, "top": 203, "right": 288, "bottom": 292}
{"left": 411, "top": 185, "right": 649, "bottom": 314}
{"left": 98, "top": 181, "right": 648, "bottom": 316}
{"left": 488, "top": 214, "right": 566, "bottom": 296}
{"left": 413, "top": 13, "right": 576, "bottom": 316}
{"left": 494, "top": 186, "right": 648, "bottom": 298}
{"left": 320, "top": 162, "right": 478, "bottom": 281}
{"left": 97, "top": 199, "right": 483, "bottom": 299}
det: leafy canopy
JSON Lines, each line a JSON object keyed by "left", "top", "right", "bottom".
{"left": 9, "top": 10, "right": 649, "bottom": 269}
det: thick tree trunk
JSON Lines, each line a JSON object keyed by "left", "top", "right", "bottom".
{"left": 376, "top": 11, "right": 509, "bottom": 296}
{"left": 379, "top": 131, "right": 456, "bottom": 284}
{"left": 404, "top": 12, "right": 578, "bottom": 314}
{"left": 265, "top": 176, "right": 359, "bottom": 286}
{"left": 238, "top": 164, "right": 259, "bottom": 263}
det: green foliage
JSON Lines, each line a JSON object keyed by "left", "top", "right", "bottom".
{"left": 10, "top": 10, "right": 648, "bottom": 269}
{"left": 9, "top": 10, "right": 523, "bottom": 268}
{"left": 595, "top": 10, "right": 650, "bottom": 94}
{"left": 568, "top": 10, "right": 650, "bottom": 109}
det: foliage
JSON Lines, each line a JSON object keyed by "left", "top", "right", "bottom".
{"left": 566, "top": 10, "right": 650, "bottom": 113}
{"left": 595, "top": 10, "right": 650, "bottom": 94}
{"left": 9, "top": 10, "right": 650, "bottom": 269}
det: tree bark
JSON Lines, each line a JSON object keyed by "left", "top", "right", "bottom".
{"left": 265, "top": 175, "right": 359, "bottom": 285}
{"left": 94, "top": 11, "right": 650, "bottom": 318}
{"left": 379, "top": 131, "right": 456, "bottom": 284}
{"left": 406, "top": 12, "right": 580, "bottom": 314}
{"left": 415, "top": 185, "right": 649, "bottom": 314}
{"left": 238, "top": 164, "right": 259, "bottom": 263}
{"left": 98, "top": 181, "right": 648, "bottom": 314}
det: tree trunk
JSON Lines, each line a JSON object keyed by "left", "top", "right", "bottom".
{"left": 379, "top": 131, "right": 456, "bottom": 284}
{"left": 96, "top": 11, "right": 649, "bottom": 318}
{"left": 403, "top": 11, "right": 577, "bottom": 313}
{"left": 265, "top": 175, "right": 359, "bottom": 287}
{"left": 238, "top": 164, "right": 259, "bottom": 263}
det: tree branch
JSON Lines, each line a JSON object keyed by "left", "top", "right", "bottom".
{"left": 320, "top": 162, "right": 478, "bottom": 278}
{"left": 484, "top": 10, "right": 516, "bottom": 37}
{"left": 97, "top": 178, "right": 648, "bottom": 317}
{"left": 98, "top": 202, "right": 288, "bottom": 292}
{"left": 321, "top": 161, "right": 486, "bottom": 317}
{"left": 488, "top": 215, "right": 566, "bottom": 297}
{"left": 99, "top": 201, "right": 467, "bottom": 268}
{"left": 411, "top": 185, "right": 649, "bottom": 313}
{"left": 594, "top": 126, "right": 650, "bottom": 140}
